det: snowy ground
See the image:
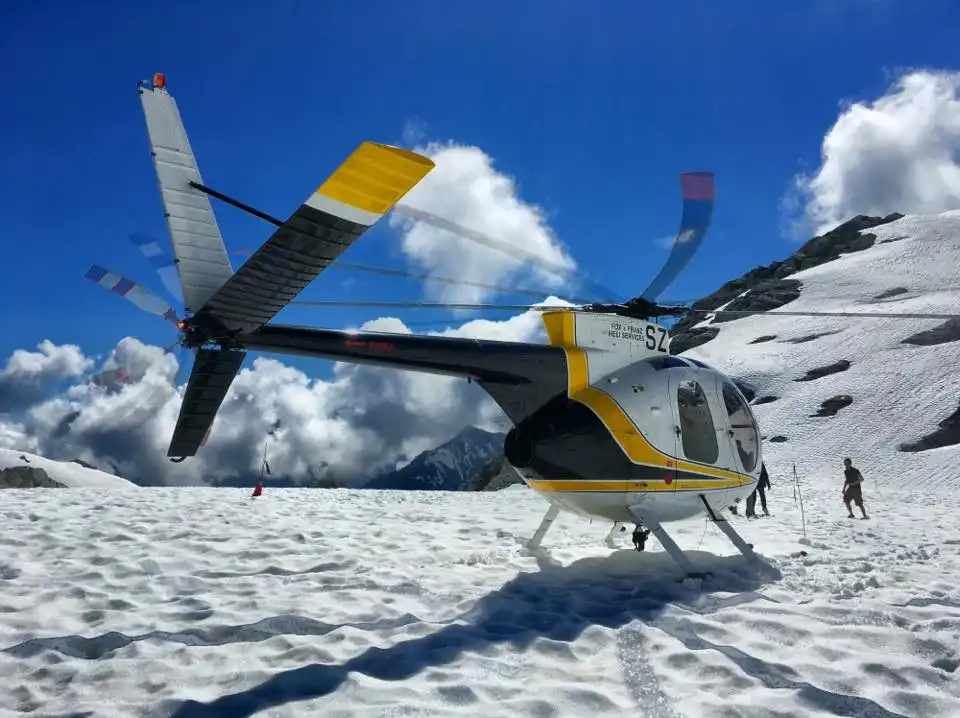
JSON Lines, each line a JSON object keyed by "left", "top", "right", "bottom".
{"left": 1, "top": 482, "right": 958, "bottom": 717}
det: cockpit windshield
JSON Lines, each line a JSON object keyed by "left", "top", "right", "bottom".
{"left": 720, "top": 380, "right": 759, "bottom": 472}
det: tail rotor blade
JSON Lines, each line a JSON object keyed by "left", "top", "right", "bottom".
{"left": 128, "top": 232, "right": 184, "bottom": 304}
{"left": 85, "top": 265, "right": 181, "bottom": 325}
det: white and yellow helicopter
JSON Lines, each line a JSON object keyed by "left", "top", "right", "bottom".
{"left": 86, "top": 73, "right": 947, "bottom": 576}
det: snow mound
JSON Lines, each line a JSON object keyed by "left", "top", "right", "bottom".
{"left": 684, "top": 210, "right": 960, "bottom": 492}
{"left": 0, "top": 486, "right": 957, "bottom": 716}
{"left": 0, "top": 449, "right": 136, "bottom": 490}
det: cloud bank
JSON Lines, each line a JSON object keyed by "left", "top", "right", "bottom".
{"left": 787, "top": 69, "right": 960, "bottom": 237}
{"left": 0, "top": 311, "right": 554, "bottom": 486}
{"left": 2, "top": 136, "right": 582, "bottom": 486}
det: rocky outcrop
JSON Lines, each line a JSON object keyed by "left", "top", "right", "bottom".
{"left": 712, "top": 280, "right": 802, "bottom": 324}
{"left": 901, "top": 318, "right": 960, "bottom": 347}
{"left": 466, "top": 455, "right": 524, "bottom": 491}
{"left": 899, "top": 405, "right": 960, "bottom": 452}
{"left": 795, "top": 360, "right": 851, "bottom": 382}
{"left": 873, "top": 287, "right": 909, "bottom": 300}
{"left": 811, "top": 394, "right": 853, "bottom": 417}
{"left": 750, "top": 335, "right": 777, "bottom": 344}
{"left": 670, "top": 213, "right": 904, "bottom": 353}
{"left": 768, "top": 436, "right": 788, "bottom": 443}
{"left": 669, "top": 326, "right": 719, "bottom": 354}
{"left": 0, "top": 466, "right": 65, "bottom": 489}
{"left": 786, "top": 330, "right": 841, "bottom": 344}
{"left": 753, "top": 395, "right": 779, "bottom": 405}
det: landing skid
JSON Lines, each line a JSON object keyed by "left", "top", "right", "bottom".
{"left": 527, "top": 495, "right": 761, "bottom": 580}
{"left": 628, "top": 494, "right": 761, "bottom": 579}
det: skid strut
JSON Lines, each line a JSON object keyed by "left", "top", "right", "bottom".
{"left": 699, "top": 493, "right": 759, "bottom": 563}
{"left": 527, "top": 504, "right": 561, "bottom": 550}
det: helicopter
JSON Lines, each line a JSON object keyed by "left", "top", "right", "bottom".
{"left": 86, "top": 72, "right": 955, "bottom": 577}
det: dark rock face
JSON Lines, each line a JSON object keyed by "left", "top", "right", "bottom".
{"left": 713, "top": 280, "right": 802, "bottom": 324}
{"left": 899, "top": 404, "right": 960, "bottom": 452}
{"left": 0, "top": 466, "right": 65, "bottom": 489}
{"left": 901, "top": 318, "right": 960, "bottom": 347}
{"left": 786, "top": 330, "right": 841, "bottom": 344}
{"left": 795, "top": 360, "right": 851, "bottom": 382}
{"left": 873, "top": 287, "right": 909, "bottom": 300}
{"left": 768, "top": 436, "right": 788, "bottom": 443}
{"left": 753, "top": 395, "right": 779, "bottom": 405}
{"left": 466, "top": 454, "right": 524, "bottom": 491}
{"left": 670, "top": 213, "right": 903, "bottom": 353}
{"left": 750, "top": 335, "right": 778, "bottom": 344}
{"left": 811, "top": 394, "right": 853, "bottom": 417}
{"left": 669, "top": 326, "right": 719, "bottom": 354}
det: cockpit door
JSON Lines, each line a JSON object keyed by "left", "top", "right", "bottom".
{"left": 667, "top": 369, "right": 724, "bottom": 469}
{"left": 715, "top": 377, "right": 761, "bottom": 475}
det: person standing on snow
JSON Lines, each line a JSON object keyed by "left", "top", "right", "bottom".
{"left": 745, "top": 462, "right": 771, "bottom": 518}
{"left": 842, "top": 457, "right": 868, "bottom": 519}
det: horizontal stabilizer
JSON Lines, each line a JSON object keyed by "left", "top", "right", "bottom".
{"left": 167, "top": 348, "right": 246, "bottom": 458}
{"left": 85, "top": 265, "right": 180, "bottom": 324}
{"left": 191, "top": 141, "right": 435, "bottom": 337}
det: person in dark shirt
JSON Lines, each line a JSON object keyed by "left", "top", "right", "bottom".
{"left": 842, "top": 457, "right": 868, "bottom": 519}
{"left": 745, "top": 462, "right": 771, "bottom": 517}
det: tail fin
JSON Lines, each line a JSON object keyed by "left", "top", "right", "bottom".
{"left": 541, "top": 310, "right": 672, "bottom": 390}
{"left": 138, "top": 75, "right": 234, "bottom": 314}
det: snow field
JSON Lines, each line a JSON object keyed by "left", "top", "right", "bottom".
{"left": 0, "top": 483, "right": 957, "bottom": 717}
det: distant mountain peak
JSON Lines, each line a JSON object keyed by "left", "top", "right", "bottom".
{"left": 364, "top": 426, "right": 506, "bottom": 491}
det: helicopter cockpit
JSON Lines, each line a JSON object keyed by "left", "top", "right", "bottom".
{"left": 682, "top": 357, "right": 761, "bottom": 473}
{"left": 618, "top": 354, "right": 762, "bottom": 479}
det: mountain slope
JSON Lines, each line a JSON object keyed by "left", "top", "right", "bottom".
{"left": 679, "top": 210, "right": 960, "bottom": 491}
{"left": 365, "top": 426, "right": 506, "bottom": 491}
{"left": 0, "top": 449, "right": 137, "bottom": 489}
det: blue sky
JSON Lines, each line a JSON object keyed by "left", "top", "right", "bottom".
{"left": 2, "top": 0, "right": 958, "bottom": 374}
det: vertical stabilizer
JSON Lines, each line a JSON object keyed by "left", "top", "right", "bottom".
{"left": 138, "top": 74, "right": 234, "bottom": 314}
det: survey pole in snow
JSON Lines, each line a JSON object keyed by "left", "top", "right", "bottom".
{"left": 793, "top": 463, "right": 807, "bottom": 540}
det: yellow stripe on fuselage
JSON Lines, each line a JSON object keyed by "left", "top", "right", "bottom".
{"left": 541, "top": 310, "right": 747, "bottom": 485}
{"left": 526, "top": 477, "right": 743, "bottom": 493}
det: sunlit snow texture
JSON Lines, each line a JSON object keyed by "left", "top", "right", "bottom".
{"left": 1, "top": 482, "right": 958, "bottom": 717}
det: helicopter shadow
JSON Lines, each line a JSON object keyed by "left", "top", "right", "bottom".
{"left": 170, "top": 549, "right": 782, "bottom": 717}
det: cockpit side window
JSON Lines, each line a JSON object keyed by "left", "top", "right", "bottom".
{"left": 721, "top": 381, "right": 759, "bottom": 472}
{"left": 676, "top": 379, "right": 719, "bottom": 464}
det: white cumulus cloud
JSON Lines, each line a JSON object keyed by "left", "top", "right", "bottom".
{"left": 390, "top": 142, "right": 578, "bottom": 304}
{"left": 0, "top": 309, "right": 554, "bottom": 487}
{"left": 787, "top": 69, "right": 960, "bottom": 237}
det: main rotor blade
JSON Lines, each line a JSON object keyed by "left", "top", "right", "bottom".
{"left": 640, "top": 172, "right": 715, "bottom": 301}
{"left": 288, "top": 299, "right": 547, "bottom": 312}
{"left": 392, "top": 204, "right": 622, "bottom": 302}
{"left": 85, "top": 265, "right": 181, "bottom": 324}
{"left": 232, "top": 248, "right": 596, "bottom": 304}
{"left": 689, "top": 308, "right": 959, "bottom": 320}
